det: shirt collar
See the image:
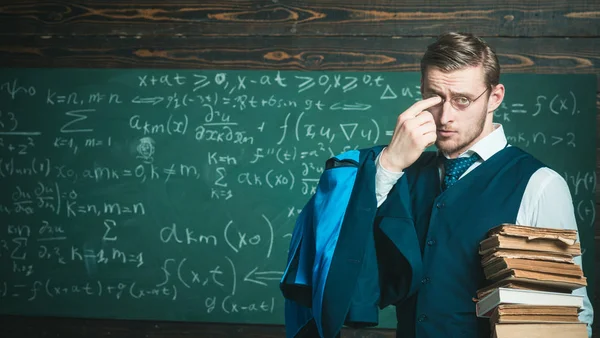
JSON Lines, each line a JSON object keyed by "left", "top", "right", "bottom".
{"left": 439, "top": 123, "right": 508, "bottom": 161}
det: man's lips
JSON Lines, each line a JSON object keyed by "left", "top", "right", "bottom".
{"left": 437, "top": 129, "right": 456, "bottom": 136}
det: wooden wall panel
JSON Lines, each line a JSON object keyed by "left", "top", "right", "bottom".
{"left": 0, "top": 0, "right": 598, "bottom": 337}
{"left": 0, "top": 1, "right": 599, "bottom": 37}
{"left": 0, "top": 36, "right": 598, "bottom": 77}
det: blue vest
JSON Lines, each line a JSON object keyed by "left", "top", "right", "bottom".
{"left": 281, "top": 145, "right": 544, "bottom": 338}
{"left": 380, "top": 146, "right": 544, "bottom": 338}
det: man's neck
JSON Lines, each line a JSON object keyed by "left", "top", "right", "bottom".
{"left": 442, "top": 123, "right": 504, "bottom": 159}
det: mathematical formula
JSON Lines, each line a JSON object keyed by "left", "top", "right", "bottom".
{"left": 0, "top": 70, "right": 596, "bottom": 322}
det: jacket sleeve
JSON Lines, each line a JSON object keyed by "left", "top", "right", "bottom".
{"left": 282, "top": 146, "right": 401, "bottom": 338}
{"left": 280, "top": 194, "right": 317, "bottom": 337}
{"left": 343, "top": 218, "right": 381, "bottom": 329}
{"left": 281, "top": 148, "right": 367, "bottom": 338}
{"left": 318, "top": 147, "right": 383, "bottom": 336}
{"left": 375, "top": 173, "right": 424, "bottom": 308}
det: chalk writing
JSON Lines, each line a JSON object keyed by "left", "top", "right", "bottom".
{"left": 0, "top": 69, "right": 595, "bottom": 325}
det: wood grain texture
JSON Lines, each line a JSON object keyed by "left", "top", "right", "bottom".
{"left": 0, "top": 1, "right": 599, "bottom": 327}
{"left": 0, "top": 1, "right": 599, "bottom": 37}
{"left": 0, "top": 36, "right": 598, "bottom": 76}
{"left": 0, "top": 315, "right": 397, "bottom": 338}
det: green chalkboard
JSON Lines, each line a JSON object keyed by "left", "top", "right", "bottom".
{"left": 0, "top": 69, "right": 596, "bottom": 328}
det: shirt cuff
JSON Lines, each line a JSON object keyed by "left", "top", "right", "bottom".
{"left": 375, "top": 148, "right": 404, "bottom": 207}
{"left": 376, "top": 148, "right": 404, "bottom": 178}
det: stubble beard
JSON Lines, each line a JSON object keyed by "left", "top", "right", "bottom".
{"left": 435, "top": 106, "right": 488, "bottom": 157}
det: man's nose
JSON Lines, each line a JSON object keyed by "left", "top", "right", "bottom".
{"left": 439, "top": 101, "right": 456, "bottom": 125}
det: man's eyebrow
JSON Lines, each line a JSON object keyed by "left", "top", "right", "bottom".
{"left": 423, "top": 88, "right": 473, "bottom": 98}
{"left": 449, "top": 90, "right": 473, "bottom": 98}
{"left": 422, "top": 87, "right": 442, "bottom": 95}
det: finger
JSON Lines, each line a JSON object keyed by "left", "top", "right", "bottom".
{"left": 425, "top": 137, "right": 437, "bottom": 148}
{"left": 396, "top": 97, "right": 441, "bottom": 129}
{"left": 416, "top": 109, "right": 434, "bottom": 117}
{"left": 403, "top": 96, "right": 442, "bottom": 118}
{"left": 422, "top": 130, "right": 437, "bottom": 148}
{"left": 405, "top": 110, "right": 435, "bottom": 129}
{"left": 415, "top": 110, "right": 435, "bottom": 125}
{"left": 416, "top": 120, "right": 437, "bottom": 135}
{"left": 422, "top": 124, "right": 438, "bottom": 136}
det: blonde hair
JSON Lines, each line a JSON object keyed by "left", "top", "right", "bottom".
{"left": 421, "top": 32, "right": 500, "bottom": 88}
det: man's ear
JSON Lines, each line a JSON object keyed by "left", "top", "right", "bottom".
{"left": 488, "top": 83, "right": 505, "bottom": 113}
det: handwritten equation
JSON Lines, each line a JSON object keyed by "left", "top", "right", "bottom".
{"left": 0, "top": 69, "right": 596, "bottom": 324}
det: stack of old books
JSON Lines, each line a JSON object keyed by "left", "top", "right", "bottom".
{"left": 475, "top": 224, "right": 588, "bottom": 337}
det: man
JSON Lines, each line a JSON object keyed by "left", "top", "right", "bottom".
{"left": 374, "top": 32, "right": 593, "bottom": 337}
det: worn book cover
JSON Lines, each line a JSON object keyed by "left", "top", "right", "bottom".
{"left": 476, "top": 287, "right": 583, "bottom": 318}
{"left": 490, "top": 304, "right": 580, "bottom": 324}
{"left": 481, "top": 248, "right": 575, "bottom": 266}
{"left": 476, "top": 280, "right": 570, "bottom": 300}
{"left": 486, "top": 224, "right": 578, "bottom": 245}
{"left": 479, "top": 234, "right": 581, "bottom": 256}
{"left": 492, "top": 323, "right": 587, "bottom": 338}
{"left": 483, "top": 257, "right": 583, "bottom": 278}
{"left": 487, "top": 268, "right": 587, "bottom": 290}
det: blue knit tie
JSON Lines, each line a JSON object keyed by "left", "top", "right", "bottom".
{"left": 442, "top": 153, "right": 480, "bottom": 190}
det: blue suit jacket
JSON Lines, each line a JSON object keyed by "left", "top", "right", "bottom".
{"left": 280, "top": 146, "right": 423, "bottom": 338}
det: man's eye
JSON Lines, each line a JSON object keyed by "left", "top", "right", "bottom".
{"left": 455, "top": 97, "right": 470, "bottom": 106}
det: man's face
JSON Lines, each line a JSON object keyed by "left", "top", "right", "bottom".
{"left": 421, "top": 65, "right": 496, "bottom": 158}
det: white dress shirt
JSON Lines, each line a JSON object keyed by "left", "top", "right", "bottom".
{"left": 375, "top": 123, "right": 593, "bottom": 336}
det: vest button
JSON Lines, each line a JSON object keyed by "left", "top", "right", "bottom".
{"left": 427, "top": 239, "right": 436, "bottom": 246}
{"left": 418, "top": 314, "right": 428, "bottom": 322}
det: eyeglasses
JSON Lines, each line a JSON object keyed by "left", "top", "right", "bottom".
{"left": 425, "top": 87, "right": 490, "bottom": 111}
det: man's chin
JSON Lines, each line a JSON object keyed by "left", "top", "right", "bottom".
{"left": 436, "top": 141, "right": 461, "bottom": 156}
